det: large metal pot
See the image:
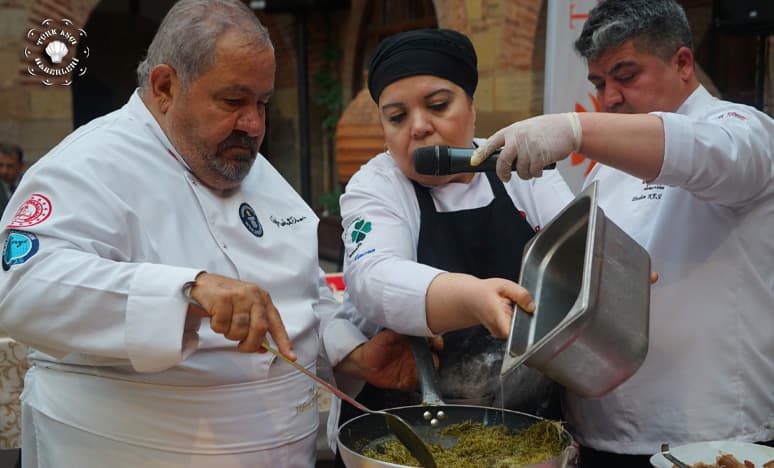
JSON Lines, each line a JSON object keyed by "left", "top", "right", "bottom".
{"left": 337, "top": 338, "right": 577, "bottom": 468}
{"left": 501, "top": 181, "right": 651, "bottom": 398}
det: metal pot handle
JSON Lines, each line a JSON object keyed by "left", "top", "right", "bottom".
{"left": 408, "top": 336, "right": 445, "bottom": 406}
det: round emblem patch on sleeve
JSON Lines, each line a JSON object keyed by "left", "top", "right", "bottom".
{"left": 239, "top": 202, "right": 263, "bottom": 237}
{"left": 7, "top": 193, "right": 52, "bottom": 228}
{"left": 2, "top": 231, "right": 40, "bottom": 271}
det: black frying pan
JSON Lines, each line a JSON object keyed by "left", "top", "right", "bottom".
{"left": 336, "top": 337, "right": 577, "bottom": 468}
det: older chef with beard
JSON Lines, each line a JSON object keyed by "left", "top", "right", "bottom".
{"left": 0, "top": 1, "right": 419, "bottom": 467}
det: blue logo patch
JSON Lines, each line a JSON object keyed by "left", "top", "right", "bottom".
{"left": 239, "top": 203, "right": 263, "bottom": 237}
{"left": 2, "top": 231, "right": 40, "bottom": 271}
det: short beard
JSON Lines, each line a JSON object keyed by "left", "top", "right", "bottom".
{"left": 206, "top": 131, "right": 259, "bottom": 182}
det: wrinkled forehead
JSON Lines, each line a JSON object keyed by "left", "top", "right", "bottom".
{"left": 195, "top": 33, "right": 275, "bottom": 90}
{"left": 586, "top": 40, "right": 655, "bottom": 74}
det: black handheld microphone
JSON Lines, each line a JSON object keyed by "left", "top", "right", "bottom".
{"left": 413, "top": 145, "right": 555, "bottom": 176}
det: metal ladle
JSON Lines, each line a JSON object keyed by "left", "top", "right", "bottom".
{"left": 660, "top": 443, "right": 691, "bottom": 468}
{"left": 262, "top": 343, "right": 438, "bottom": 468}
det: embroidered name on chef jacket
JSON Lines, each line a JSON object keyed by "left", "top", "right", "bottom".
{"left": 239, "top": 202, "right": 263, "bottom": 237}
{"left": 631, "top": 184, "right": 665, "bottom": 203}
{"left": 269, "top": 215, "right": 307, "bottom": 228}
{"left": 2, "top": 231, "right": 39, "bottom": 271}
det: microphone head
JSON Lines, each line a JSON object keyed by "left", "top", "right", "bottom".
{"left": 413, "top": 146, "right": 450, "bottom": 175}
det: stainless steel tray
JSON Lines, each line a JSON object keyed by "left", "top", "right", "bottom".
{"left": 501, "top": 181, "right": 651, "bottom": 398}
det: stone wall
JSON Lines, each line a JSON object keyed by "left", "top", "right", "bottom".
{"left": 0, "top": 0, "right": 98, "bottom": 163}
{"left": 1, "top": 0, "right": 772, "bottom": 174}
{"left": 412, "top": 0, "right": 546, "bottom": 134}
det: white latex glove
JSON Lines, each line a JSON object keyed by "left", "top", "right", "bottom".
{"left": 470, "top": 112, "right": 582, "bottom": 181}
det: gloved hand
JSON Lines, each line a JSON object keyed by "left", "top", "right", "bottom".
{"left": 470, "top": 112, "right": 582, "bottom": 181}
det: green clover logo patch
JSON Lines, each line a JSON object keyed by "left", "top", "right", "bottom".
{"left": 350, "top": 219, "right": 372, "bottom": 243}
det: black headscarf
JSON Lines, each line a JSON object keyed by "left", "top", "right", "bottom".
{"left": 367, "top": 28, "right": 478, "bottom": 103}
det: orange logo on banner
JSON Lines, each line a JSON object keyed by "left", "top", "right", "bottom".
{"left": 569, "top": 2, "right": 589, "bottom": 29}
{"left": 571, "top": 93, "right": 600, "bottom": 176}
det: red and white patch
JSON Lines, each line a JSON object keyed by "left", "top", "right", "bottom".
{"left": 8, "top": 193, "right": 52, "bottom": 228}
{"left": 715, "top": 111, "right": 748, "bottom": 121}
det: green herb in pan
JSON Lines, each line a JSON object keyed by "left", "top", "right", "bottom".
{"left": 363, "top": 419, "right": 565, "bottom": 467}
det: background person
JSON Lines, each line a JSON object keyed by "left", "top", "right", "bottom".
{"left": 0, "top": 1, "right": 418, "bottom": 467}
{"left": 332, "top": 28, "right": 575, "bottom": 465}
{"left": 471, "top": 0, "right": 774, "bottom": 466}
{"left": 0, "top": 142, "right": 22, "bottom": 215}
{"left": 0, "top": 179, "right": 8, "bottom": 216}
{"left": 0, "top": 142, "right": 25, "bottom": 195}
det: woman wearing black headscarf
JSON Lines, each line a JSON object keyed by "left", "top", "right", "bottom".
{"left": 330, "top": 29, "right": 574, "bottom": 464}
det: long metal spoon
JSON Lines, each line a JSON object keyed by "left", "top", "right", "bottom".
{"left": 262, "top": 343, "right": 438, "bottom": 468}
{"left": 660, "top": 443, "right": 691, "bottom": 468}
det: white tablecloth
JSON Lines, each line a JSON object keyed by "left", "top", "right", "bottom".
{"left": 0, "top": 338, "right": 28, "bottom": 450}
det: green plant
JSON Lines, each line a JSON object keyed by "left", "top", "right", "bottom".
{"left": 318, "top": 190, "right": 342, "bottom": 217}
{"left": 312, "top": 45, "right": 343, "bottom": 139}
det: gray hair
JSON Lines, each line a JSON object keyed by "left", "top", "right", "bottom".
{"left": 575, "top": 0, "right": 693, "bottom": 62}
{"left": 136, "top": 0, "right": 272, "bottom": 91}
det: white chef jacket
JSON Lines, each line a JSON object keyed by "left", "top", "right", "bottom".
{"left": 0, "top": 91, "right": 367, "bottom": 462}
{"left": 340, "top": 148, "right": 574, "bottom": 337}
{"left": 326, "top": 148, "right": 573, "bottom": 452}
{"left": 568, "top": 86, "right": 774, "bottom": 453}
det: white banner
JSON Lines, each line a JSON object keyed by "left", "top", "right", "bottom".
{"left": 544, "top": 0, "right": 599, "bottom": 193}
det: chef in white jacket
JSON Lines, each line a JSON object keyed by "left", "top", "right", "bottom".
{"left": 472, "top": 0, "right": 774, "bottom": 466}
{"left": 0, "top": 1, "right": 418, "bottom": 467}
{"left": 329, "top": 30, "right": 575, "bottom": 468}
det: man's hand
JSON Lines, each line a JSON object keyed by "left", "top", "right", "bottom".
{"left": 470, "top": 112, "right": 582, "bottom": 181}
{"left": 186, "top": 272, "right": 294, "bottom": 359}
{"left": 335, "top": 329, "right": 424, "bottom": 392}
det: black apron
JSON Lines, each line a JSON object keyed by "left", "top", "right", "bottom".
{"left": 412, "top": 171, "right": 557, "bottom": 412}
{"left": 335, "top": 173, "right": 560, "bottom": 466}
